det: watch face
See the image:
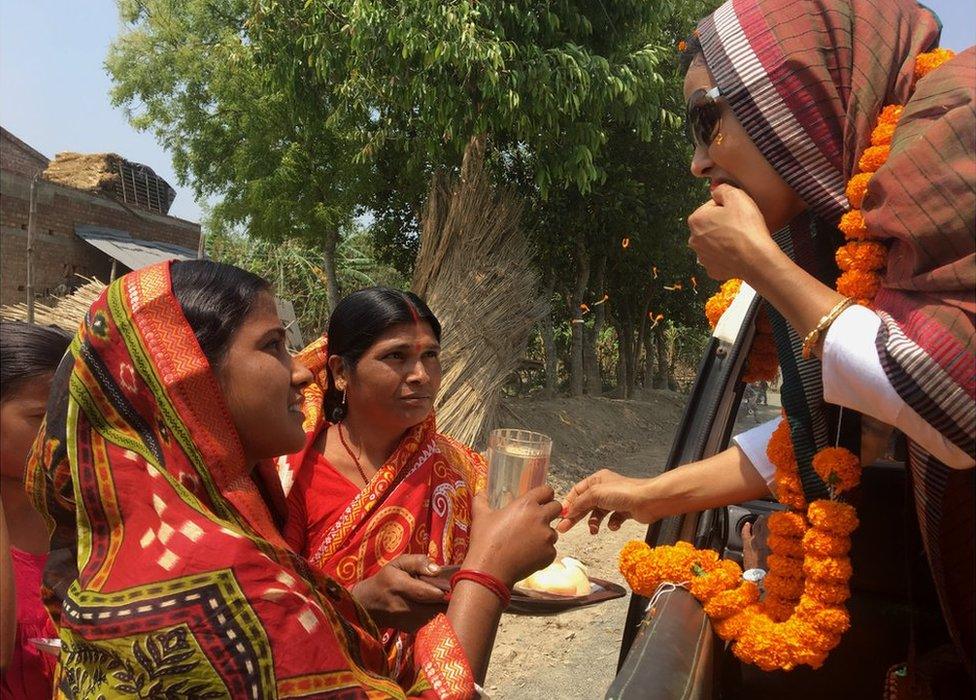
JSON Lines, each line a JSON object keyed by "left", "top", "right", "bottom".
{"left": 742, "top": 568, "right": 767, "bottom": 583}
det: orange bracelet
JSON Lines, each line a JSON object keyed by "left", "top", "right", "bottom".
{"left": 447, "top": 569, "right": 511, "bottom": 607}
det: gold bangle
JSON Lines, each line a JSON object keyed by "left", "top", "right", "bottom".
{"left": 801, "top": 298, "right": 855, "bottom": 359}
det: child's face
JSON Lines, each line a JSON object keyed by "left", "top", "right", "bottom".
{"left": 0, "top": 375, "right": 52, "bottom": 481}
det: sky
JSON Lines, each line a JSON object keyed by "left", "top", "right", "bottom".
{"left": 2, "top": 1, "right": 974, "bottom": 225}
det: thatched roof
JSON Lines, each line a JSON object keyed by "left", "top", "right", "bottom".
{"left": 0, "top": 278, "right": 105, "bottom": 333}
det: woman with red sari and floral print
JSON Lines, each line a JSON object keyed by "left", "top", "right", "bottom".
{"left": 29, "top": 260, "right": 560, "bottom": 699}
{"left": 279, "top": 288, "right": 488, "bottom": 681}
{"left": 559, "top": 0, "right": 973, "bottom": 690}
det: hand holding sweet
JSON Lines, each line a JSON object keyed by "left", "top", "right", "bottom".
{"left": 556, "top": 469, "right": 659, "bottom": 534}
{"left": 687, "top": 184, "right": 784, "bottom": 283}
{"left": 350, "top": 554, "right": 446, "bottom": 632}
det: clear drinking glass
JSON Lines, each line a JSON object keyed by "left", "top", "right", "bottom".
{"left": 486, "top": 429, "right": 552, "bottom": 509}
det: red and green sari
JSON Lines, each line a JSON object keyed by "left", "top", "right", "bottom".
{"left": 26, "top": 262, "right": 475, "bottom": 699}
{"left": 279, "top": 336, "right": 487, "bottom": 679}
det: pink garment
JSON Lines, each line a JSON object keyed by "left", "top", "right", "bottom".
{"left": 1, "top": 548, "right": 56, "bottom": 700}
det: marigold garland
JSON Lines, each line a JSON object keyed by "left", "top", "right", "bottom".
{"left": 812, "top": 446, "right": 862, "bottom": 494}
{"left": 704, "top": 279, "right": 779, "bottom": 383}
{"left": 619, "top": 48, "right": 954, "bottom": 674}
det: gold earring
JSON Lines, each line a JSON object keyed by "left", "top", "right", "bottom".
{"left": 714, "top": 132, "right": 724, "bottom": 145}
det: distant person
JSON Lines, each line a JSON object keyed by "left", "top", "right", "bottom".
{"left": 280, "top": 288, "right": 487, "bottom": 679}
{"left": 1, "top": 321, "right": 70, "bottom": 699}
{"left": 29, "top": 261, "right": 560, "bottom": 697}
{"left": 559, "top": 0, "right": 974, "bottom": 683}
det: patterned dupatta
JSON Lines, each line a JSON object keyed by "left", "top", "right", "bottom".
{"left": 698, "top": 0, "right": 975, "bottom": 671}
{"left": 26, "top": 263, "right": 474, "bottom": 699}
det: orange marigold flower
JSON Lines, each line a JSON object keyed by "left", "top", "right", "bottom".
{"left": 713, "top": 605, "right": 760, "bottom": 641}
{"left": 838, "top": 209, "right": 870, "bottom": 240}
{"left": 857, "top": 144, "right": 890, "bottom": 173}
{"left": 768, "top": 533, "right": 805, "bottom": 558}
{"left": 807, "top": 500, "right": 859, "bottom": 536}
{"left": 803, "top": 555, "right": 853, "bottom": 583}
{"left": 812, "top": 446, "right": 861, "bottom": 494}
{"left": 688, "top": 557, "right": 744, "bottom": 603}
{"left": 704, "top": 278, "right": 743, "bottom": 328}
{"left": 762, "top": 593, "right": 798, "bottom": 622}
{"left": 792, "top": 621, "right": 842, "bottom": 665}
{"left": 734, "top": 617, "right": 805, "bottom": 672}
{"left": 744, "top": 331, "right": 779, "bottom": 383}
{"left": 777, "top": 487, "right": 808, "bottom": 511}
{"left": 768, "top": 553, "right": 805, "bottom": 579}
{"left": 805, "top": 580, "right": 851, "bottom": 606}
{"left": 802, "top": 528, "right": 852, "bottom": 557}
{"left": 703, "top": 581, "right": 761, "bottom": 619}
{"left": 619, "top": 540, "right": 706, "bottom": 596}
{"left": 914, "top": 48, "right": 954, "bottom": 80}
{"left": 764, "top": 572, "right": 804, "bottom": 601}
{"left": 870, "top": 120, "right": 897, "bottom": 147}
{"left": 877, "top": 104, "right": 904, "bottom": 126}
{"left": 768, "top": 511, "right": 808, "bottom": 538}
{"left": 845, "top": 172, "right": 873, "bottom": 209}
{"left": 836, "top": 269, "right": 881, "bottom": 301}
{"left": 678, "top": 39, "right": 688, "bottom": 52}
{"left": 795, "top": 598, "right": 851, "bottom": 636}
{"left": 835, "top": 241, "right": 887, "bottom": 273}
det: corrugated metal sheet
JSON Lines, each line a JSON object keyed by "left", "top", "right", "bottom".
{"left": 75, "top": 225, "right": 198, "bottom": 271}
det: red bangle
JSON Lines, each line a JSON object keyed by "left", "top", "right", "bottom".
{"left": 448, "top": 569, "right": 511, "bottom": 607}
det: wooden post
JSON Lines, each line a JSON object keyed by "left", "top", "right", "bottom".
{"left": 26, "top": 175, "right": 38, "bottom": 322}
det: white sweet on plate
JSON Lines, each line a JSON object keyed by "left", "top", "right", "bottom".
{"left": 516, "top": 556, "right": 590, "bottom": 597}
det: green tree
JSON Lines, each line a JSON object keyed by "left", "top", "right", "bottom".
{"left": 206, "top": 221, "right": 406, "bottom": 338}
{"left": 252, "top": 0, "right": 685, "bottom": 197}
{"left": 107, "top": 0, "right": 368, "bottom": 310}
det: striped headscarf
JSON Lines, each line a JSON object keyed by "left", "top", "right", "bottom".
{"left": 696, "top": 0, "right": 974, "bottom": 672}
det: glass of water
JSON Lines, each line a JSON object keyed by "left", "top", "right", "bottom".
{"left": 486, "top": 429, "right": 552, "bottom": 509}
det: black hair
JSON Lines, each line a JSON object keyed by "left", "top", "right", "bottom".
{"left": 325, "top": 287, "right": 441, "bottom": 422}
{"left": 679, "top": 32, "right": 705, "bottom": 76}
{"left": 170, "top": 260, "right": 272, "bottom": 367}
{"left": 0, "top": 321, "right": 72, "bottom": 401}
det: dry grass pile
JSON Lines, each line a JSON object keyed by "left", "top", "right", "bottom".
{"left": 413, "top": 136, "right": 547, "bottom": 448}
{"left": 43, "top": 152, "right": 124, "bottom": 194}
{"left": 0, "top": 278, "right": 106, "bottom": 333}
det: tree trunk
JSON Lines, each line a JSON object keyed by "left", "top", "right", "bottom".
{"left": 569, "top": 238, "right": 590, "bottom": 398}
{"left": 667, "top": 334, "right": 679, "bottom": 391}
{"left": 621, "top": 318, "right": 636, "bottom": 399}
{"left": 633, "top": 304, "right": 650, "bottom": 396}
{"left": 583, "top": 254, "right": 606, "bottom": 395}
{"left": 321, "top": 227, "right": 341, "bottom": 312}
{"left": 641, "top": 327, "right": 656, "bottom": 397}
{"left": 654, "top": 324, "right": 669, "bottom": 389}
{"left": 540, "top": 278, "right": 558, "bottom": 399}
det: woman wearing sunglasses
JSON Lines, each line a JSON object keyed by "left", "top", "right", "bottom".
{"left": 559, "top": 0, "right": 973, "bottom": 684}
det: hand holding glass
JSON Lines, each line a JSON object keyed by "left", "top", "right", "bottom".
{"left": 486, "top": 429, "right": 552, "bottom": 509}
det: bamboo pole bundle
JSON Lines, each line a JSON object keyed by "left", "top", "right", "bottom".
{"left": 0, "top": 278, "right": 106, "bottom": 333}
{"left": 413, "top": 136, "right": 547, "bottom": 448}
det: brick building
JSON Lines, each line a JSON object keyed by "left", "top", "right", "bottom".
{"left": 0, "top": 127, "right": 201, "bottom": 306}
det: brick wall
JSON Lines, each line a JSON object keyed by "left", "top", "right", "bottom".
{"left": 1, "top": 169, "right": 201, "bottom": 306}
{"left": 1, "top": 128, "right": 49, "bottom": 179}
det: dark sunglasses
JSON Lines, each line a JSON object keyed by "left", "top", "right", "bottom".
{"left": 685, "top": 86, "right": 722, "bottom": 147}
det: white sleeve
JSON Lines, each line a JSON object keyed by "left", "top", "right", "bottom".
{"left": 822, "top": 305, "right": 974, "bottom": 468}
{"left": 733, "top": 418, "right": 779, "bottom": 487}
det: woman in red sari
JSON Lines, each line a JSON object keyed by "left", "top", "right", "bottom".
{"left": 29, "top": 261, "right": 560, "bottom": 698}
{"left": 280, "top": 288, "right": 488, "bottom": 679}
